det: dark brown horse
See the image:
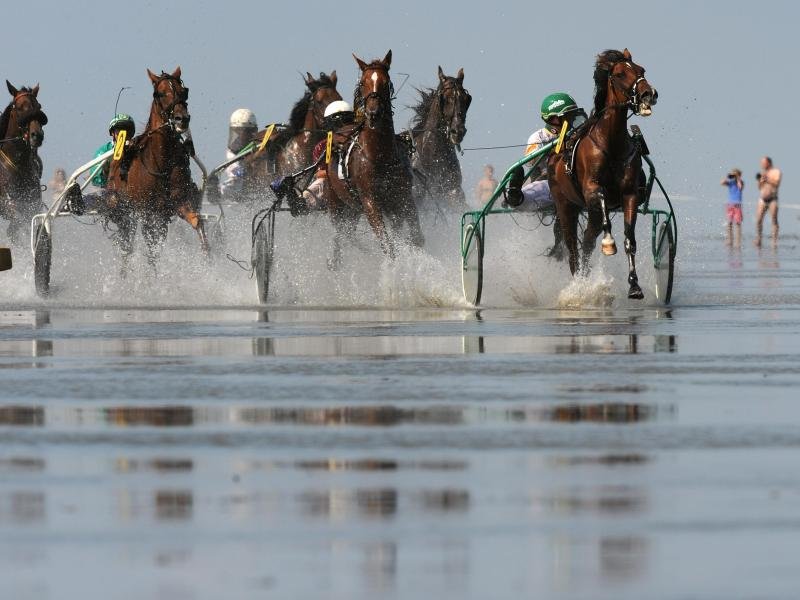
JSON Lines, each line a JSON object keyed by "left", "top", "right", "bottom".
{"left": 105, "top": 67, "right": 207, "bottom": 272}
{"left": 241, "top": 71, "right": 342, "bottom": 196}
{"left": 0, "top": 81, "right": 47, "bottom": 244}
{"left": 324, "top": 50, "right": 424, "bottom": 265}
{"left": 410, "top": 66, "right": 471, "bottom": 210}
{"left": 548, "top": 49, "right": 658, "bottom": 299}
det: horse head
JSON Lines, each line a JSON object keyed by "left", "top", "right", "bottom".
{"left": 353, "top": 50, "right": 394, "bottom": 129}
{"left": 304, "top": 70, "right": 342, "bottom": 128}
{"left": 6, "top": 81, "right": 47, "bottom": 148}
{"left": 436, "top": 66, "right": 471, "bottom": 145}
{"left": 595, "top": 49, "right": 658, "bottom": 117}
{"left": 148, "top": 66, "right": 191, "bottom": 132}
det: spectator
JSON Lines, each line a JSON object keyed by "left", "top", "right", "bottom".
{"left": 720, "top": 168, "right": 743, "bottom": 246}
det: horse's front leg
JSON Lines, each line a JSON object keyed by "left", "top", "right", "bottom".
{"left": 362, "top": 193, "right": 395, "bottom": 259}
{"left": 623, "top": 194, "right": 644, "bottom": 300}
{"left": 581, "top": 208, "right": 604, "bottom": 276}
{"left": 176, "top": 201, "right": 209, "bottom": 255}
{"left": 588, "top": 186, "right": 617, "bottom": 256}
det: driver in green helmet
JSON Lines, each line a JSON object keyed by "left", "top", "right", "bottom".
{"left": 65, "top": 114, "right": 136, "bottom": 215}
{"left": 506, "top": 92, "right": 586, "bottom": 210}
{"left": 504, "top": 93, "right": 586, "bottom": 258}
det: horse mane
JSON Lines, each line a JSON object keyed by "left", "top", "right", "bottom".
{"left": 0, "top": 86, "right": 34, "bottom": 136}
{"left": 409, "top": 87, "right": 437, "bottom": 133}
{"left": 591, "top": 49, "right": 627, "bottom": 115}
{"left": 288, "top": 73, "right": 336, "bottom": 132}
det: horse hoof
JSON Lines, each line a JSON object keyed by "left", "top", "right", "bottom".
{"left": 628, "top": 284, "right": 644, "bottom": 300}
{"left": 601, "top": 240, "right": 617, "bottom": 256}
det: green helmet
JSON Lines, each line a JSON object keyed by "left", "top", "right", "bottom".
{"left": 540, "top": 93, "right": 578, "bottom": 121}
{"left": 108, "top": 113, "right": 135, "bottom": 135}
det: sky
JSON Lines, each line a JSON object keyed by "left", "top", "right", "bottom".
{"left": 2, "top": 0, "right": 797, "bottom": 207}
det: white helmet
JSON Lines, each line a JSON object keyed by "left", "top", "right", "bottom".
{"left": 323, "top": 100, "right": 353, "bottom": 118}
{"left": 229, "top": 108, "right": 257, "bottom": 129}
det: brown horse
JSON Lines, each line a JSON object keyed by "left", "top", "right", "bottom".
{"left": 548, "top": 49, "right": 658, "bottom": 299}
{"left": 410, "top": 66, "right": 471, "bottom": 210}
{"left": 324, "top": 50, "right": 424, "bottom": 265}
{"left": 0, "top": 81, "right": 47, "bottom": 244}
{"left": 105, "top": 67, "right": 207, "bottom": 272}
{"left": 241, "top": 71, "right": 342, "bottom": 196}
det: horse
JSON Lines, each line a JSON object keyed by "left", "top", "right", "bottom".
{"left": 0, "top": 81, "right": 47, "bottom": 244}
{"left": 548, "top": 49, "right": 658, "bottom": 299}
{"left": 324, "top": 50, "right": 424, "bottom": 265}
{"left": 409, "top": 66, "right": 471, "bottom": 210}
{"left": 240, "top": 71, "right": 342, "bottom": 196}
{"left": 105, "top": 67, "right": 208, "bottom": 273}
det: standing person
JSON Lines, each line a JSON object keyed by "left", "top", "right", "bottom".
{"left": 720, "top": 168, "right": 743, "bottom": 246}
{"left": 48, "top": 168, "right": 66, "bottom": 202}
{"left": 755, "top": 156, "right": 782, "bottom": 247}
{"left": 474, "top": 164, "right": 498, "bottom": 206}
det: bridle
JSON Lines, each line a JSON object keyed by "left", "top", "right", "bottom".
{"left": 436, "top": 78, "right": 471, "bottom": 144}
{"left": 608, "top": 62, "right": 657, "bottom": 115}
{"left": 152, "top": 74, "right": 189, "bottom": 127}
{"left": 5, "top": 91, "right": 47, "bottom": 146}
{"left": 355, "top": 66, "right": 395, "bottom": 123}
{"left": 308, "top": 84, "right": 338, "bottom": 128}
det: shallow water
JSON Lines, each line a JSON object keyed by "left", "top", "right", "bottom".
{"left": 1, "top": 199, "right": 800, "bottom": 599}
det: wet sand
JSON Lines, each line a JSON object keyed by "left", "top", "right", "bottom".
{"left": 2, "top": 203, "right": 800, "bottom": 598}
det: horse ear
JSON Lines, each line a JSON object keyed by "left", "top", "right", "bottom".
{"left": 438, "top": 66, "right": 446, "bottom": 82}
{"left": 383, "top": 49, "right": 392, "bottom": 68}
{"left": 147, "top": 69, "right": 159, "bottom": 84}
{"left": 457, "top": 68, "right": 464, "bottom": 83}
{"left": 306, "top": 72, "right": 315, "bottom": 84}
{"left": 330, "top": 70, "right": 337, "bottom": 85}
{"left": 172, "top": 66, "right": 182, "bottom": 79}
{"left": 6, "top": 80, "right": 18, "bottom": 96}
{"left": 622, "top": 48, "right": 632, "bottom": 60}
{"left": 353, "top": 54, "right": 369, "bottom": 71}
{"left": 31, "top": 83, "right": 39, "bottom": 97}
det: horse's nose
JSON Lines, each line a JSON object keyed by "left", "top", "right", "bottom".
{"left": 650, "top": 88, "right": 658, "bottom": 104}
{"left": 29, "top": 130, "right": 43, "bottom": 147}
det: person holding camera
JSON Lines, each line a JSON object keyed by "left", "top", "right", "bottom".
{"left": 721, "top": 169, "right": 744, "bottom": 246}
{"left": 754, "top": 156, "right": 782, "bottom": 247}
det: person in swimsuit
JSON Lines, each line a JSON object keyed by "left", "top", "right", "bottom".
{"left": 755, "top": 156, "right": 781, "bottom": 247}
{"left": 474, "top": 164, "right": 498, "bottom": 206}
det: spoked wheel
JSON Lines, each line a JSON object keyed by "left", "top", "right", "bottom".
{"left": 654, "top": 221, "right": 676, "bottom": 304}
{"left": 461, "top": 223, "right": 483, "bottom": 305}
{"left": 252, "top": 211, "right": 276, "bottom": 304}
{"left": 34, "top": 226, "right": 52, "bottom": 297}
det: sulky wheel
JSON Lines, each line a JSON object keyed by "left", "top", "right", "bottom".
{"left": 461, "top": 223, "right": 484, "bottom": 305}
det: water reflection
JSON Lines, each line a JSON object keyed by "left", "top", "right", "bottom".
{"left": 600, "top": 536, "right": 647, "bottom": 581}
{"left": 0, "top": 456, "right": 46, "bottom": 472}
{"left": 155, "top": 490, "right": 193, "bottom": 521}
{"left": 0, "top": 405, "right": 44, "bottom": 426}
{"left": 1, "top": 402, "right": 669, "bottom": 429}
{"left": 114, "top": 458, "right": 193, "bottom": 473}
{"left": 298, "top": 488, "right": 398, "bottom": 520}
{"left": 540, "top": 486, "right": 646, "bottom": 515}
{"left": 0, "top": 491, "right": 46, "bottom": 524}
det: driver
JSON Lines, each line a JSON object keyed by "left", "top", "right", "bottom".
{"left": 270, "top": 100, "right": 356, "bottom": 215}
{"left": 220, "top": 108, "right": 258, "bottom": 198}
{"left": 505, "top": 92, "right": 586, "bottom": 210}
{"left": 65, "top": 114, "right": 136, "bottom": 215}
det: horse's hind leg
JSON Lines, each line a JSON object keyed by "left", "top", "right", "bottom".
{"left": 623, "top": 195, "right": 644, "bottom": 300}
{"left": 403, "top": 194, "right": 425, "bottom": 248}
{"left": 110, "top": 211, "right": 136, "bottom": 278}
{"left": 556, "top": 200, "right": 580, "bottom": 276}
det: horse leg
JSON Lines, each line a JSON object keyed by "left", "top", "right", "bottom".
{"left": 142, "top": 212, "right": 169, "bottom": 272}
{"left": 403, "top": 190, "right": 425, "bottom": 248}
{"left": 176, "top": 202, "right": 209, "bottom": 255}
{"left": 107, "top": 205, "right": 136, "bottom": 278}
{"left": 623, "top": 195, "right": 644, "bottom": 300}
{"left": 594, "top": 189, "right": 617, "bottom": 256}
{"left": 581, "top": 209, "right": 604, "bottom": 277}
{"left": 362, "top": 195, "right": 395, "bottom": 259}
{"left": 555, "top": 200, "right": 580, "bottom": 276}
